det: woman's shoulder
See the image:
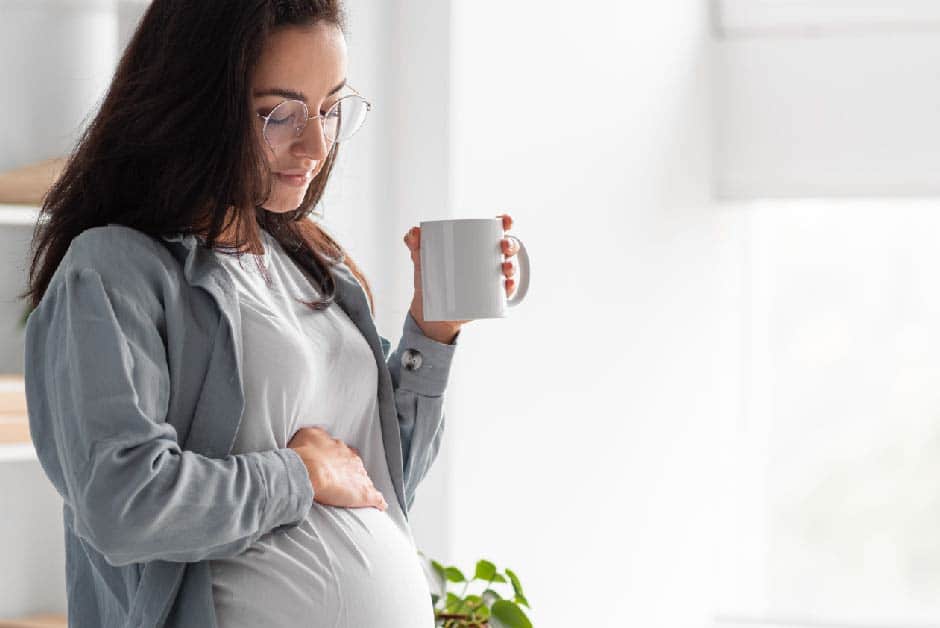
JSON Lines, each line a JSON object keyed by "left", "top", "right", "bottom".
{"left": 63, "top": 224, "right": 176, "bottom": 276}
{"left": 53, "top": 224, "right": 181, "bottom": 308}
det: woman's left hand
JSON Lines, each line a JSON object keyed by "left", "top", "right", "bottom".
{"left": 403, "top": 213, "right": 520, "bottom": 344}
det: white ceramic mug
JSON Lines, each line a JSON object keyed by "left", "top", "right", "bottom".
{"left": 419, "top": 218, "right": 530, "bottom": 322}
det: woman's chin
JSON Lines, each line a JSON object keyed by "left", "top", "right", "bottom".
{"left": 263, "top": 191, "right": 309, "bottom": 214}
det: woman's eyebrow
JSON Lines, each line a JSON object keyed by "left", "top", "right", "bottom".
{"left": 252, "top": 78, "right": 347, "bottom": 102}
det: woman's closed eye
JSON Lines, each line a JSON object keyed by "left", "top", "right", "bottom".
{"left": 265, "top": 108, "right": 333, "bottom": 123}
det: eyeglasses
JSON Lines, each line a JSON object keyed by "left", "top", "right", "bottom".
{"left": 257, "top": 87, "right": 372, "bottom": 150}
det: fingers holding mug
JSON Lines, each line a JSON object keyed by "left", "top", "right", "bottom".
{"left": 501, "top": 236, "right": 520, "bottom": 257}
{"left": 501, "top": 235, "right": 522, "bottom": 298}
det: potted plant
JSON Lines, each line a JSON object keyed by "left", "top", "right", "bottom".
{"left": 417, "top": 551, "right": 533, "bottom": 627}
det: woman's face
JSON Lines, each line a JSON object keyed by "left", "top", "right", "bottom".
{"left": 251, "top": 22, "right": 348, "bottom": 213}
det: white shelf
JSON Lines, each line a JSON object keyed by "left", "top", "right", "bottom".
{"left": 0, "top": 442, "right": 37, "bottom": 462}
{"left": 0, "top": 204, "right": 39, "bottom": 226}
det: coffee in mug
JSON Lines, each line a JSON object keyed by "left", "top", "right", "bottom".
{"left": 419, "top": 217, "right": 530, "bottom": 321}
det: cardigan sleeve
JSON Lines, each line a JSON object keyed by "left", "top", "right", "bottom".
{"left": 383, "top": 311, "right": 459, "bottom": 512}
{"left": 24, "top": 265, "right": 314, "bottom": 567}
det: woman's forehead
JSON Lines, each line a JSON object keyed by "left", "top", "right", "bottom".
{"left": 252, "top": 23, "right": 347, "bottom": 98}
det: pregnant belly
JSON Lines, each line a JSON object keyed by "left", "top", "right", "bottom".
{"left": 209, "top": 504, "right": 435, "bottom": 628}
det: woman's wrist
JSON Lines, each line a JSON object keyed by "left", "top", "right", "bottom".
{"left": 408, "top": 298, "right": 462, "bottom": 344}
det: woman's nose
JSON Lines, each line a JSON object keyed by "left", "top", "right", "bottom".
{"left": 291, "top": 119, "right": 331, "bottom": 162}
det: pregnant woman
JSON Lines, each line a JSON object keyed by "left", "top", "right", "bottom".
{"left": 20, "top": 1, "right": 521, "bottom": 626}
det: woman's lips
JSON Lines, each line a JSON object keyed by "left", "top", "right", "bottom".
{"left": 276, "top": 172, "right": 311, "bottom": 187}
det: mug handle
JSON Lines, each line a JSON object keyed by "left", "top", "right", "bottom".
{"left": 504, "top": 235, "right": 530, "bottom": 307}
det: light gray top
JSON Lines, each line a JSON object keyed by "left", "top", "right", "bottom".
{"left": 208, "top": 229, "right": 434, "bottom": 627}
{"left": 22, "top": 223, "right": 459, "bottom": 627}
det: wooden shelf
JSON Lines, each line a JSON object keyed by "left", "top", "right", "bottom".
{"left": 0, "top": 419, "right": 30, "bottom": 444}
{"left": 0, "top": 614, "right": 67, "bottom": 628}
{"left": 0, "top": 158, "right": 65, "bottom": 206}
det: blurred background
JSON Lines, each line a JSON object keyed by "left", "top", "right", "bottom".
{"left": 3, "top": 0, "right": 940, "bottom": 626}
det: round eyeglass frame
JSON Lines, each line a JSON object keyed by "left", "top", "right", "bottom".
{"left": 256, "top": 87, "right": 373, "bottom": 151}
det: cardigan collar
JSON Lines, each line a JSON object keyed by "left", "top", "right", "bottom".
{"left": 159, "top": 233, "right": 246, "bottom": 459}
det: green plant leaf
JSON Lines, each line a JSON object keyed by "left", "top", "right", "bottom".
{"left": 446, "top": 592, "right": 463, "bottom": 612}
{"left": 474, "top": 559, "right": 497, "bottom": 581}
{"left": 491, "top": 573, "right": 507, "bottom": 583}
{"left": 505, "top": 568, "right": 525, "bottom": 598}
{"left": 444, "top": 566, "right": 466, "bottom": 583}
{"left": 464, "top": 594, "right": 484, "bottom": 609}
{"left": 481, "top": 588, "right": 502, "bottom": 606}
{"left": 489, "top": 600, "right": 533, "bottom": 628}
{"left": 514, "top": 593, "right": 530, "bottom": 608}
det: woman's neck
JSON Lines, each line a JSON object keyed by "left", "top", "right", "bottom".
{"left": 193, "top": 207, "right": 264, "bottom": 254}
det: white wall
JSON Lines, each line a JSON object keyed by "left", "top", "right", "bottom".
{"left": 442, "top": 2, "right": 741, "bottom": 626}
{"left": 718, "top": 31, "right": 940, "bottom": 198}
{"left": 0, "top": 0, "right": 118, "bottom": 173}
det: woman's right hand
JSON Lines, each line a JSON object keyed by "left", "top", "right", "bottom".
{"left": 287, "top": 426, "right": 388, "bottom": 511}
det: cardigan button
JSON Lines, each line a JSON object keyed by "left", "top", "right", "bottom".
{"left": 401, "top": 348, "right": 423, "bottom": 372}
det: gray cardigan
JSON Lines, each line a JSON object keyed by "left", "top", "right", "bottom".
{"left": 23, "top": 224, "right": 458, "bottom": 627}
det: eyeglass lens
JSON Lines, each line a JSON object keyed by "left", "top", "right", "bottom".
{"left": 263, "top": 96, "right": 369, "bottom": 148}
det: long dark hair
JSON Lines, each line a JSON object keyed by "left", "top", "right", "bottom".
{"left": 20, "top": 0, "right": 374, "bottom": 316}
